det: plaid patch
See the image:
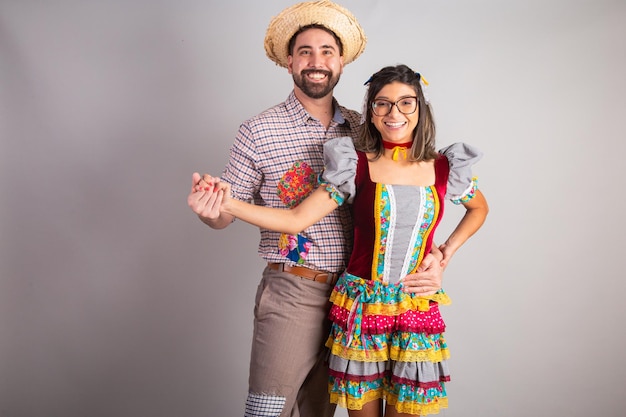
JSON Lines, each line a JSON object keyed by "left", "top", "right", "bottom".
{"left": 244, "top": 393, "right": 286, "bottom": 417}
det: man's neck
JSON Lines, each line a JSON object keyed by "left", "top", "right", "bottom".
{"left": 293, "top": 88, "right": 335, "bottom": 129}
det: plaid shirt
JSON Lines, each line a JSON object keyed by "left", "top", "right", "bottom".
{"left": 221, "top": 91, "right": 361, "bottom": 273}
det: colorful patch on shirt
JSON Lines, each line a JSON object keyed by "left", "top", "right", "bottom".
{"left": 278, "top": 232, "right": 312, "bottom": 264}
{"left": 277, "top": 160, "right": 317, "bottom": 208}
{"left": 276, "top": 161, "right": 317, "bottom": 264}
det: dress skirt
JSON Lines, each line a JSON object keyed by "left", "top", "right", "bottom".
{"left": 326, "top": 273, "right": 452, "bottom": 416}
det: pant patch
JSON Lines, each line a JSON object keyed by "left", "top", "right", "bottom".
{"left": 244, "top": 392, "right": 286, "bottom": 417}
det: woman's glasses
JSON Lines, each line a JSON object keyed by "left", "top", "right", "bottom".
{"left": 371, "top": 96, "right": 418, "bottom": 116}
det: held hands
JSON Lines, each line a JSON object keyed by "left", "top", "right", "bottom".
{"left": 187, "top": 172, "right": 232, "bottom": 222}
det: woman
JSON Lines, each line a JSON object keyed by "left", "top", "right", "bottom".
{"left": 197, "top": 64, "right": 488, "bottom": 416}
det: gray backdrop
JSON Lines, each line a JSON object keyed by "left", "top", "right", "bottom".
{"left": 1, "top": 0, "right": 625, "bottom": 416}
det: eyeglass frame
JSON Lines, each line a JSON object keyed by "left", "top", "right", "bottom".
{"left": 370, "top": 96, "right": 419, "bottom": 117}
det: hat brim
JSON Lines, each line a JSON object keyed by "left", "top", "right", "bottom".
{"left": 264, "top": 0, "right": 367, "bottom": 68}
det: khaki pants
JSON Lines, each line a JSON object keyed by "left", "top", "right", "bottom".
{"left": 245, "top": 267, "right": 336, "bottom": 417}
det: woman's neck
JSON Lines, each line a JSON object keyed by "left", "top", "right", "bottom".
{"left": 381, "top": 139, "right": 413, "bottom": 161}
{"left": 382, "top": 139, "right": 413, "bottom": 150}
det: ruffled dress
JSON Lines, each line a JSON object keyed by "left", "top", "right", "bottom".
{"left": 319, "top": 136, "right": 482, "bottom": 416}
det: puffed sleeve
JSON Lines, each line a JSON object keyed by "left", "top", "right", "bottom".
{"left": 319, "top": 136, "right": 358, "bottom": 205}
{"left": 439, "top": 142, "right": 483, "bottom": 204}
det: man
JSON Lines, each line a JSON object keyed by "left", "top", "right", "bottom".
{"left": 188, "top": 2, "right": 443, "bottom": 416}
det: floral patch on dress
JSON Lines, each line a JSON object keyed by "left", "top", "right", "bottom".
{"left": 276, "top": 160, "right": 317, "bottom": 264}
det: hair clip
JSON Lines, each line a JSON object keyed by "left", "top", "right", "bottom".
{"left": 415, "top": 72, "right": 429, "bottom": 86}
{"left": 412, "top": 72, "right": 431, "bottom": 104}
{"left": 363, "top": 76, "right": 372, "bottom": 86}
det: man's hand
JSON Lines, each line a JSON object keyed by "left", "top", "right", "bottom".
{"left": 400, "top": 252, "right": 443, "bottom": 295}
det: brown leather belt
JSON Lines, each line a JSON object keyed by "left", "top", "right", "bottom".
{"left": 267, "top": 263, "right": 339, "bottom": 285}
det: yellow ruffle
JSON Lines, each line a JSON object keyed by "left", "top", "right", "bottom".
{"left": 330, "top": 389, "right": 384, "bottom": 410}
{"left": 386, "top": 394, "right": 448, "bottom": 416}
{"left": 329, "top": 288, "right": 451, "bottom": 314}
{"left": 330, "top": 389, "right": 448, "bottom": 415}
{"left": 326, "top": 337, "right": 449, "bottom": 363}
{"left": 389, "top": 345, "right": 450, "bottom": 362}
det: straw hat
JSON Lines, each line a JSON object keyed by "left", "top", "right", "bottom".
{"left": 264, "top": 0, "right": 367, "bottom": 68}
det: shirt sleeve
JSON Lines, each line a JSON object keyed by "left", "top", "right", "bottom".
{"left": 220, "top": 122, "right": 262, "bottom": 202}
{"left": 319, "top": 136, "right": 358, "bottom": 205}
{"left": 439, "top": 142, "right": 483, "bottom": 204}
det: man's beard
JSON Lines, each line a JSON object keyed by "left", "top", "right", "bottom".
{"left": 293, "top": 69, "right": 341, "bottom": 99}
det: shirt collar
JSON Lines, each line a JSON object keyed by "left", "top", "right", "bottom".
{"left": 286, "top": 91, "right": 347, "bottom": 127}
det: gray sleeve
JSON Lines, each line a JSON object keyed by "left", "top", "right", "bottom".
{"left": 320, "top": 136, "right": 358, "bottom": 205}
{"left": 439, "top": 142, "right": 483, "bottom": 200}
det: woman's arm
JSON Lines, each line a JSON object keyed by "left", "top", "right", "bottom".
{"left": 439, "top": 189, "right": 489, "bottom": 268}
{"left": 220, "top": 183, "right": 340, "bottom": 235}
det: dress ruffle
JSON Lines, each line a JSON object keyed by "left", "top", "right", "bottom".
{"left": 326, "top": 273, "right": 450, "bottom": 415}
